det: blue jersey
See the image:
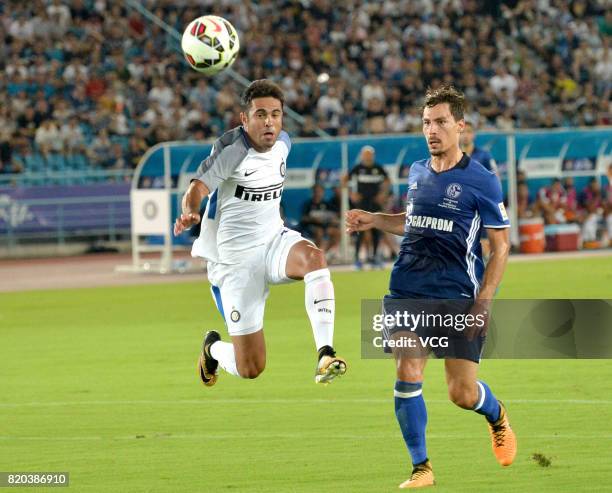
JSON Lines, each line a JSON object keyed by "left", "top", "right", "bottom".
{"left": 470, "top": 147, "right": 497, "bottom": 174}
{"left": 390, "top": 154, "right": 509, "bottom": 299}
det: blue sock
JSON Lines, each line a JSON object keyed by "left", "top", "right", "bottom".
{"left": 473, "top": 380, "right": 501, "bottom": 423}
{"left": 394, "top": 380, "right": 428, "bottom": 466}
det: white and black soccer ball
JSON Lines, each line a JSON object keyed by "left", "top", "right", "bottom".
{"left": 181, "top": 15, "right": 240, "bottom": 76}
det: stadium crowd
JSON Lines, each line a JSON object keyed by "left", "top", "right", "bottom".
{"left": 519, "top": 165, "right": 612, "bottom": 246}
{"left": 0, "top": 0, "right": 610, "bottom": 176}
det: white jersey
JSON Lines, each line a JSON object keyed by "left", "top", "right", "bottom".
{"left": 191, "top": 126, "right": 291, "bottom": 264}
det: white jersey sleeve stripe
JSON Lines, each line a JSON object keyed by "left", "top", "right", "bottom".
{"left": 194, "top": 127, "right": 249, "bottom": 191}
{"left": 278, "top": 130, "right": 291, "bottom": 154}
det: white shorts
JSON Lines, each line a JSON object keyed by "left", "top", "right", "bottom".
{"left": 206, "top": 227, "right": 310, "bottom": 336}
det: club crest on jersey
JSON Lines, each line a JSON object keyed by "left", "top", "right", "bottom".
{"left": 446, "top": 183, "right": 462, "bottom": 199}
{"left": 280, "top": 159, "right": 286, "bottom": 177}
{"left": 409, "top": 182, "right": 418, "bottom": 190}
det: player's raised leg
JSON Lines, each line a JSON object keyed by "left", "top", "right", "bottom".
{"left": 198, "top": 260, "right": 269, "bottom": 386}
{"left": 285, "top": 239, "right": 347, "bottom": 383}
{"left": 199, "top": 329, "right": 267, "bottom": 384}
{"left": 445, "top": 359, "right": 517, "bottom": 466}
{"left": 395, "top": 356, "right": 434, "bottom": 489}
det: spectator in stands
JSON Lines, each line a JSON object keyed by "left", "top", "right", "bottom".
{"left": 316, "top": 85, "right": 343, "bottom": 136}
{"left": 16, "top": 107, "right": 41, "bottom": 144}
{"left": 563, "top": 177, "right": 579, "bottom": 222}
{"left": 0, "top": 136, "right": 12, "bottom": 175}
{"left": 109, "top": 142, "right": 129, "bottom": 171}
{"left": 60, "top": 117, "right": 86, "bottom": 155}
{"left": 35, "top": 120, "right": 62, "bottom": 156}
{"left": 517, "top": 181, "right": 540, "bottom": 219}
{"left": 365, "top": 97, "right": 386, "bottom": 134}
{"left": 385, "top": 104, "right": 408, "bottom": 133}
{"left": 300, "top": 184, "right": 340, "bottom": 257}
{"left": 148, "top": 78, "right": 174, "bottom": 110}
{"left": 189, "top": 78, "right": 217, "bottom": 109}
{"left": 538, "top": 178, "right": 568, "bottom": 224}
{"left": 581, "top": 177, "right": 605, "bottom": 243}
{"left": 126, "top": 131, "right": 149, "bottom": 169}
{"left": 489, "top": 65, "right": 519, "bottom": 102}
{"left": 88, "top": 128, "right": 113, "bottom": 168}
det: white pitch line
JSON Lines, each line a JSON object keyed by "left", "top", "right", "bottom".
{"left": 0, "top": 433, "right": 610, "bottom": 442}
{"left": 0, "top": 398, "right": 611, "bottom": 408}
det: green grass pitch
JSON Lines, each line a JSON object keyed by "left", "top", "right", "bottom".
{"left": 1, "top": 257, "right": 611, "bottom": 492}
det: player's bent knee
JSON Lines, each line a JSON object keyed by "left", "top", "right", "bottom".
{"left": 396, "top": 367, "right": 424, "bottom": 383}
{"left": 448, "top": 384, "right": 477, "bottom": 409}
{"left": 396, "top": 358, "right": 425, "bottom": 382}
{"left": 237, "top": 364, "right": 265, "bottom": 379}
{"left": 237, "top": 359, "right": 266, "bottom": 379}
{"left": 304, "top": 246, "right": 327, "bottom": 271}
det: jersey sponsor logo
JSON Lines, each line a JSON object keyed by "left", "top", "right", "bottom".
{"left": 356, "top": 174, "right": 385, "bottom": 183}
{"left": 234, "top": 182, "right": 283, "bottom": 201}
{"left": 498, "top": 202, "right": 508, "bottom": 221}
{"left": 445, "top": 183, "right": 462, "bottom": 199}
{"left": 406, "top": 214, "right": 454, "bottom": 232}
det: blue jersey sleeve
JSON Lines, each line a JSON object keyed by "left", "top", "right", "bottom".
{"left": 473, "top": 148, "right": 498, "bottom": 174}
{"left": 476, "top": 173, "right": 510, "bottom": 228}
{"left": 482, "top": 151, "right": 498, "bottom": 174}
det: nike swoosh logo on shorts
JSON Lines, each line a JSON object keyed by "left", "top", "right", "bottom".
{"left": 244, "top": 169, "right": 257, "bottom": 176}
{"left": 314, "top": 298, "right": 334, "bottom": 304}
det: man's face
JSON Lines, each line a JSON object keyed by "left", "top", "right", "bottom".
{"left": 361, "top": 148, "right": 375, "bottom": 166}
{"left": 460, "top": 123, "right": 474, "bottom": 148}
{"left": 241, "top": 97, "right": 283, "bottom": 152}
{"left": 422, "top": 103, "right": 464, "bottom": 157}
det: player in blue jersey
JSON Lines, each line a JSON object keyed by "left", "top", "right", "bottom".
{"left": 346, "top": 86, "right": 516, "bottom": 489}
{"left": 460, "top": 120, "right": 498, "bottom": 175}
{"left": 460, "top": 120, "right": 499, "bottom": 258}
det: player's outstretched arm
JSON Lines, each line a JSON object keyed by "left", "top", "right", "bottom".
{"left": 345, "top": 209, "right": 406, "bottom": 236}
{"left": 173, "top": 180, "right": 210, "bottom": 236}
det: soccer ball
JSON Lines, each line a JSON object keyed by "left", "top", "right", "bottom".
{"left": 181, "top": 15, "right": 240, "bottom": 76}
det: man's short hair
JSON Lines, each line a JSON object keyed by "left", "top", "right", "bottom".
{"left": 241, "top": 79, "right": 285, "bottom": 111}
{"left": 421, "top": 85, "right": 465, "bottom": 122}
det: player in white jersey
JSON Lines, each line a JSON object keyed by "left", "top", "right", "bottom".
{"left": 174, "top": 80, "right": 346, "bottom": 385}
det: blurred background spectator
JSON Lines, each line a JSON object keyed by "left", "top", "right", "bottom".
{"left": 299, "top": 183, "right": 341, "bottom": 260}
{"left": 531, "top": 173, "right": 611, "bottom": 246}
